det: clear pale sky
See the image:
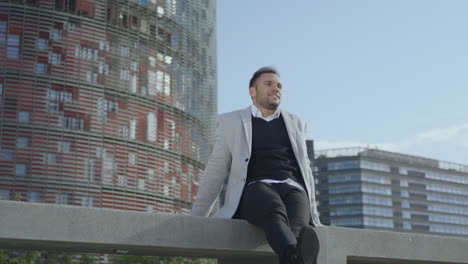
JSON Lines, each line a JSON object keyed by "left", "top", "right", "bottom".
{"left": 216, "top": 0, "right": 468, "bottom": 165}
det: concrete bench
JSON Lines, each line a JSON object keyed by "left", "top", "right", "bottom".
{"left": 1, "top": 200, "right": 468, "bottom": 264}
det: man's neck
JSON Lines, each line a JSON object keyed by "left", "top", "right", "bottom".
{"left": 254, "top": 104, "right": 277, "bottom": 117}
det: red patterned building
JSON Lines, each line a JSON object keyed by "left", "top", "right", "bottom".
{"left": 0, "top": 0, "right": 217, "bottom": 220}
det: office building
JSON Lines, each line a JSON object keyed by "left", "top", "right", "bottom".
{"left": 313, "top": 146, "right": 468, "bottom": 237}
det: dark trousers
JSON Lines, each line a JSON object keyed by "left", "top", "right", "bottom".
{"left": 235, "top": 181, "right": 311, "bottom": 257}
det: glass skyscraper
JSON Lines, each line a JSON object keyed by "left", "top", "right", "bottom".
{"left": 313, "top": 146, "right": 468, "bottom": 238}
{"left": 0, "top": 0, "right": 216, "bottom": 219}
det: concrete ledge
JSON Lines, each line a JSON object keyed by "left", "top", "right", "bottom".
{"left": 1, "top": 200, "right": 468, "bottom": 264}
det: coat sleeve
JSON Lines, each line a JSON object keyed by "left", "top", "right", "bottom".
{"left": 189, "top": 117, "right": 232, "bottom": 217}
{"left": 304, "top": 121, "right": 323, "bottom": 226}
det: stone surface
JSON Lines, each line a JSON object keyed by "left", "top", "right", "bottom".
{"left": 1, "top": 200, "right": 468, "bottom": 264}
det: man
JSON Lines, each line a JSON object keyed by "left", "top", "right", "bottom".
{"left": 190, "top": 67, "right": 321, "bottom": 264}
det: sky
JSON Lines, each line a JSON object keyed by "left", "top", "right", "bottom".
{"left": 216, "top": 0, "right": 468, "bottom": 165}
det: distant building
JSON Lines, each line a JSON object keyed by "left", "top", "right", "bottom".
{"left": 311, "top": 145, "right": 468, "bottom": 238}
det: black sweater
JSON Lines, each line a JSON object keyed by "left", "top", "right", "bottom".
{"left": 246, "top": 114, "right": 305, "bottom": 188}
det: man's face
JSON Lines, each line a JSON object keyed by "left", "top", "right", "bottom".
{"left": 249, "top": 73, "right": 282, "bottom": 110}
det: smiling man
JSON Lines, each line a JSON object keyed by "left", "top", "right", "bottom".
{"left": 190, "top": 67, "right": 321, "bottom": 264}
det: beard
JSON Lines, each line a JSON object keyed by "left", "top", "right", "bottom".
{"left": 256, "top": 96, "right": 280, "bottom": 110}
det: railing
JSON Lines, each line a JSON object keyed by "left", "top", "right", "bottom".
{"left": 1, "top": 200, "right": 468, "bottom": 264}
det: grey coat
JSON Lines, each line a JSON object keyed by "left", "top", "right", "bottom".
{"left": 190, "top": 106, "right": 321, "bottom": 226}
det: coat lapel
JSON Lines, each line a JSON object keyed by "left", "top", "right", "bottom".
{"left": 240, "top": 107, "right": 252, "bottom": 153}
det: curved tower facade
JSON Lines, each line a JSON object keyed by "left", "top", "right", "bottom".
{"left": 0, "top": 0, "right": 217, "bottom": 214}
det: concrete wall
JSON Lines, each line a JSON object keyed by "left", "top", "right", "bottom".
{"left": 1, "top": 200, "right": 468, "bottom": 264}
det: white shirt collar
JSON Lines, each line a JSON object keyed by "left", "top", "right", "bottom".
{"left": 251, "top": 104, "right": 281, "bottom": 122}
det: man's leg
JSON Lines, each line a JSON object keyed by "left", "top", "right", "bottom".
{"left": 237, "top": 182, "right": 297, "bottom": 257}
{"left": 280, "top": 184, "right": 311, "bottom": 238}
{"left": 281, "top": 184, "right": 319, "bottom": 264}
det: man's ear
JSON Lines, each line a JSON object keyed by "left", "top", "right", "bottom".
{"left": 249, "top": 86, "right": 256, "bottom": 98}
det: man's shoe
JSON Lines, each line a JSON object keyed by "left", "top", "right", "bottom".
{"left": 296, "top": 226, "right": 319, "bottom": 264}
{"left": 280, "top": 245, "right": 298, "bottom": 264}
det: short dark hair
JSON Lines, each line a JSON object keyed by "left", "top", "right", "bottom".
{"left": 249, "top": 66, "right": 279, "bottom": 88}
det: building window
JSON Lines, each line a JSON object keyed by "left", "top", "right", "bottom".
{"left": 129, "top": 119, "right": 136, "bottom": 140}
{"left": 0, "top": 21, "right": 6, "bottom": 44}
{"left": 16, "top": 137, "right": 29, "bottom": 148}
{"left": 163, "top": 161, "right": 170, "bottom": 173}
{"left": 401, "top": 190, "right": 409, "bottom": 198}
{"left": 128, "top": 153, "right": 137, "bottom": 165}
{"left": 7, "top": 34, "right": 20, "bottom": 58}
{"left": 75, "top": 45, "right": 98, "bottom": 60}
{"left": 157, "top": 52, "right": 173, "bottom": 65}
{"left": 120, "top": 46, "right": 130, "bottom": 56}
{"left": 156, "top": 70, "right": 171, "bottom": 95}
{"left": 63, "top": 116, "right": 84, "bottom": 130}
{"left": 46, "top": 153, "right": 57, "bottom": 164}
{"left": 98, "top": 62, "right": 109, "bottom": 75}
{"left": 50, "top": 53, "right": 61, "bottom": 65}
{"left": 328, "top": 173, "right": 360, "bottom": 183}
{"left": 130, "top": 73, "right": 138, "bottom": 92}
{"left": 51, "top": 28, "right": 62, "bottom": 41}
{"left": 49, "top": 102, "right": 59, "bottom": 112}
{"left": 131, "top": 61, "right": 139, "bottom": 72}
{"left": 157, "top": 6, "right": 165, "bottom": 17}
{"left": 97, "top": 98, "right": 119, "bottom": 122}
{"left": 81, "top": 196, "right": 93, "bottom": 207}
{"left": 18, "top": 111, "right": 30, "bottom": 123}
{"left": 147, "top": 169, "right": 155, "bottom": 179}
{"left": 65, "top": 22, "right": 77, "bottom": 32}
{"left": 29, "top": 191, "right": 41, "bottom": 202}
{"left": 57, "top": 141, "right": 71, "bottom": 153}
{"left": 120, "top": 69, "right": 129, "bottom": 80}
{"left": 328, "top": 184, "right": 360, "bottom": 194}
{"left": 120, "top": 126, "right": 129, "bottom": 138}
{"left": 49, "top": 89, "right": 73, "bottom": 103}
{"left": 167, "top": 119, "right": 176, "bottom": 140}
{"left": 84, "top": 159, "right": 95, "bottom": 180}
{"left": 146, "top": 205, "right": 154, "bottom": 213}
{"left": 147, "top": 112, "right": 157, "bottom": 142}
{"left": 147, "top": 70, "right": 157, "bottom": 95}
{"left": 149, "top": 56, "right": 156, "bottom": 67}
{"left": 363, "top": 217, "right": 394, "bottom": 228}
{"left": 157, "top": 52, "right": 172, "bottom": 64}
{"left": 363, "top": 206, "right": 393, "bottom": 217}
{"left": 328, "top": 160, "right": 360, "bottom": 171}
{"left": 163, "top": 139, "right": 170, "bottom": 150}
{"left": 55, "top": 193, "right": 68, "bottom": 204}
{"left": 101, "top": 154, "right": 114, "bottom": 180}
{"left": 330, "top": 217, "right": 362, "bottom": 227}
{"left": 329, "top": 195, "right": 361, "bottom": 205}
{"left": 1, "top": 149, "right": 13, "bottom": 160}
{"left": 118, "top": 176, "right": 127, "bottom": 186}
{"left": 0, "top": 189, "right": 10, "bottom": 200}
{"left": 362, "top": 194, "right": 392, "bottom": 206}
{"left": 15, "top": 164, "right": 27, "bottom": 176}
{"left": 99, "top": 40, "right": 110, "bottom": 51}
{"left": 403, "top": 222, "right": 412, "bottom": 230}
{"left": 35, "top": 63, "right": 48, "bottom": 74}
{"left": 34, "top": 38, "right": 48, "bottom": 50}
{"left": 96, "top": 147, "right": 106, "bottom": 158}
{"left": 138, "top": 179, "right": 145, "bottom": 190}
{"left": 86, "top": 71, "right": 98, "bottom": 83}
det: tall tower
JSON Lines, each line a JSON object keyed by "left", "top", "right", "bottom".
{"left": 0, "top": 0, "right": 216, "bottom": 215}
